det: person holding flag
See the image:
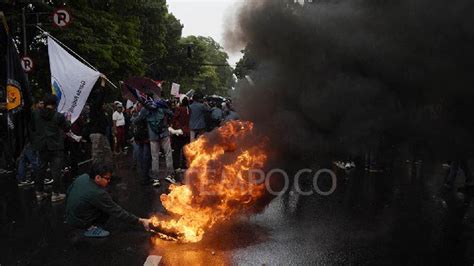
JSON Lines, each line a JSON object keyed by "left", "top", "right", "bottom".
{"left": 31, "top": 94, "right": 71, "bottom": 202}
{"left": 123, "top": 81, "right": 177, "bottom": 185}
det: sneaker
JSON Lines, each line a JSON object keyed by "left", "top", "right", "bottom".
{"left": 369, "top": 168, "right": 383, "bottom": 173}
{"left": 0, "top": 168, "right": 14, "bottom": 175}
{"left": 344, "top": 161, "right": 355, "bottom": 169}
{"left": 165, "top": 175, "right": 177, "bottom": 184}
{"left": 18, "top": 179, "right": 35, "bottom": 187}
{"left": 152, "top": 179, "right": 161, "bottom": 187}
{"left": 51, "top": 193, "right": 66, "bottom": 203}
{"left": 36, "top": 192, "right": 48, "bottom": 201}
{"left": 175, "top": 168, "right": 186, "bottom": 173}
{"left": 84, "top": 226, "right": 110, "bottom": 238}
{"left": 61, "top": 167, "right": 70, "bottom": 174}
{"left": 442, "top": 163, "right": 451, "bottom": 169}
{"left": 332, "top": 161, "right": 345, "bottom": 169}
{"left": 44, "top": 178, "right": 54, "bottom": 185}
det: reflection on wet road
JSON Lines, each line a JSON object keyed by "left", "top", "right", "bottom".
{"left": 1, "top": 156, "right": 474, "bottom": 265}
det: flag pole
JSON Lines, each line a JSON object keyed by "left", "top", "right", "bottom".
{"left": 0, "top": 12, "right": 8, "bottom": 33}
{"left": 36, "top": 25, "right": 118, "bottom": 89}
{"left": 1, "top": 12, "right": 17, "bottom": 167}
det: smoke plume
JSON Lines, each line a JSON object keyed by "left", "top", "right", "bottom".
{"left": 226, "top": 0, "right": 474, "bottom": 165}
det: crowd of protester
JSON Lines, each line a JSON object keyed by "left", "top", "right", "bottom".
{"left": 8, "top": 79, "right": 240, "bottom": 204}
{"left": 0, "top": 77, "right": 240, "bottom": 237}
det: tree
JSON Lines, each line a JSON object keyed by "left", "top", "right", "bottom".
{"left": 234, "top": 47, "right": 258, "bottom": 80}
{"left": 2, "top": 1, "right": 146, "bottom": 98}
{"left": 177, "top": 36, "right": 235, "bottom": 96}
{"left": 1, "top": 1, "right": 234, "bottom": 99}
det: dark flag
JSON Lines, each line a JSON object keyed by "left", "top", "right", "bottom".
{"left": 0, "top": 12, "right": 32, "bottom": 171}
{"left": 122, "top": 81, "right": 150, "bottom": 104}
{"left": 121, "top": 77, "right": 162, "bottom": 104}
{"left": 122, "top": 80, "right": 170, "bottom": 111}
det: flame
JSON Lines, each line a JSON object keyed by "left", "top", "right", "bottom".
{"left": 151, "top": 121, "right": 268, "bottom": 243}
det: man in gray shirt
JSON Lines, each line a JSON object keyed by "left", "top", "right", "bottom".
{"left": 188, "top": 92, "right": 210, "bottom": 142}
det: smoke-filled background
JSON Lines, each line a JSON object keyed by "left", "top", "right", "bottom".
{"left": 226, "top": 0, "right": 474, "bottom": 166}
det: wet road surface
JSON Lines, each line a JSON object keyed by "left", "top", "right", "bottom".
{"left": 1, "top": 155, "right": 474, "bottom": 265}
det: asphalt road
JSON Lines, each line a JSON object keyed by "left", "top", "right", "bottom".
{"left": 1, "top": 154, "right": 473, "bottom": 265}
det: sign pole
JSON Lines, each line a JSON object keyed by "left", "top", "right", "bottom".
{"left": 22, "top": 8, "right": 28, "bottom": 79}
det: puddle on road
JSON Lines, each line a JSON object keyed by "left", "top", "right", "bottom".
{"left": 149, "top": 220, "right": 269, "bottom": 265}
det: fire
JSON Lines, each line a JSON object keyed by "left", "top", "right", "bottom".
{"left": 151, "top": 121, "right": 268, "bottom": 243}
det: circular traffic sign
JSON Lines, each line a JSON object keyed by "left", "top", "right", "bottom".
{"left": 52, "top": 8, "right": 72, "bottom": 28}
{"left": 20, "top": 56, "right": 34, "bottom": 73}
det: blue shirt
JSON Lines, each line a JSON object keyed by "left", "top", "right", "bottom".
{"left": 189, "top": 102, "right": 210, "bottom": 130}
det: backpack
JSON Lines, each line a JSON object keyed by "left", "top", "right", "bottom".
{"left": 146, "top": 107, "right": 167, "bottom": 135}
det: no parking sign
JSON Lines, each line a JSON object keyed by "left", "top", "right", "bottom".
{"left": 20, "top": 56, "right": 34, "bottom": 73}
{"left": 52, "top": 8, "right": 72, "bottom": 28}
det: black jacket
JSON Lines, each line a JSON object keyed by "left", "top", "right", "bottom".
{"left": 31, "top": 108, "right": 67, "bottom": 151}
{"left": 88, "top": 89, "right": 108, "bottom": 135}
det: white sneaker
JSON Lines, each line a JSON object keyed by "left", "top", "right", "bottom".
{"left": 36, "top": 192, "right": 48, "bottom": 201}
{"left": 344, "top": 161, "right": 356, "bottom": 169}
{"left": 152, "top": 179, "right": 161, "bottom": 187}
{"left": 44, "top": 178, "right": 54, "bottom": 185}
{"left": 333, "top": 161, "right": 345, "bottom": 169}
{"left": 18, "top": 179, "right": 35, "bottom": 187}
{"left": 51, "top": 193, "right": 66, "bottom": 203}
{"left": 165, "top": 175, "right": 177, "bottom": 184}
{"left": 175, "top": 168, "right": 186, "bottom": 173}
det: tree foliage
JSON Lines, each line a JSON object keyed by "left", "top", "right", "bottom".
{"left": 1, "top": 0, "right": 234, "bottom": 99}
{"left": 177, "top": 36, "right": 235, "bottom": 96}
{"left": 234, "top": 47, "right": 258, "bottom": 80}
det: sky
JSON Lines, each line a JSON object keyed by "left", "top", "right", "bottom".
{"left": 167, "top": 0, "right": 244, "bottom": 66}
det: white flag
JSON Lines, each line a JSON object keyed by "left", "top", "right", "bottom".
{"left": 171, "top": 82, "right": 180, "bottom": 97}
{"left": 126, "top": 99, "right": 134, "bottom": 109}
{"left": 48, "top": 36, "right": 100, "bottom": 123}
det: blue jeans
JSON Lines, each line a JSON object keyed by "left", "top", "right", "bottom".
{"left": 137, "top": 142, "right": 152, "bottom": 182}
{"left": 150, "top": 137, "right": 174, "bottom": 179}
{"left": 17, "top": 147, "right": 39, "bottom": 182}
{"left": 132, "top": 142, "right": 139, "bottom": 164}
{"left": 36, "top": 150, "right": 64, "bottom": 193}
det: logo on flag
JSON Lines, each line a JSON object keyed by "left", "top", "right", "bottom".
{"left": 51, "top": 77, "right": 66, "bottom": 110}
{"left": 6, "top": 80, "right": 22, "bottom": 112}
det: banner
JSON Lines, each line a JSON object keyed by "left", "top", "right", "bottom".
{"left": 48, "top": 36, "right": 100, "bottom": 123}
{"left": 171, "top": 82, "right": 180, "bottom": 97}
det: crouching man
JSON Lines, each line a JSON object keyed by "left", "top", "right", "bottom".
{"left": 66, "top": 162, "right": 151, "bottom": 237}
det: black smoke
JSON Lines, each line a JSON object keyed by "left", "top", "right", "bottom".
{"left": 226, "top": 0, "right": 474, "bottom": 166}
